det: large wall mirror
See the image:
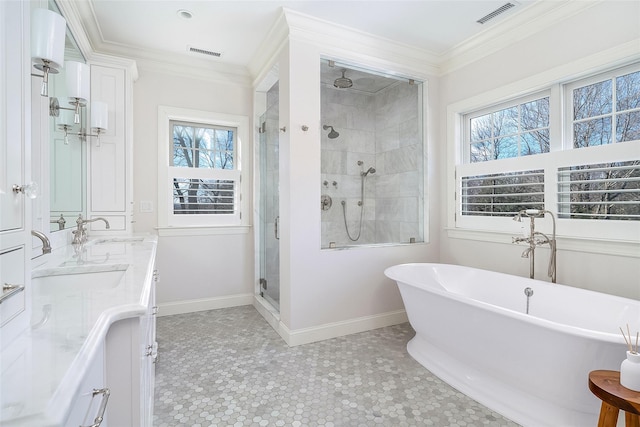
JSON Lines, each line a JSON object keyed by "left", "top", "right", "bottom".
{"left": 47, "top": 0, "right": 86, "bottom": 232}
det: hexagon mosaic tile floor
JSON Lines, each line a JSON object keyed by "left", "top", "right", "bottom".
{"left": 153, "top": 306, "right": 519, "bottom": 427}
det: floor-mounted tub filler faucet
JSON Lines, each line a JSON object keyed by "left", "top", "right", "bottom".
{"left": 512, "top": 209, "right": 557, "bottom": 283}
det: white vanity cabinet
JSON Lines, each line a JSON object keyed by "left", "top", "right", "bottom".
{"left": 104, "top": 263, "right": 157, "bottom": 427}
{"left": 0, "top": 0, "right": 31, "bottom": 350}
{"left": 0, "top": 0, "right": 26, "bottom": 235}
{"left": 64, "top": 341, "right": 109, "bottom": 427}
{"left": 0, "top": 247, "right": 26, "bottom": 328}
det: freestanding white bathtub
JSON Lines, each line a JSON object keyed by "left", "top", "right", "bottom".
{"left": 384, "top": 263, "right": 639, "bottom": 427}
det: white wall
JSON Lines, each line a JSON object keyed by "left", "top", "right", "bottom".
{"left": 438, "top": 1, "right": 640, "bottom": 299}
{"left": 132, "top": 68, "right": 255, "bottom": 309}
{"left": 276, "top": 30, "right": 441, "bottom": 338}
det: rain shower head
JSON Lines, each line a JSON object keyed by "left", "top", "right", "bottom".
{"left": 334, "top": 69, "right": 353, "bottom": 89}
{"left": 323, "top": 125, "right": 340, "bottom": 139}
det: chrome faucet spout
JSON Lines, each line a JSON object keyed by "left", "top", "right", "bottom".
{"left": 31, "top": 230, "right": 52, "bottom": 254}
{"left": 86, "top": 217, "right": 111, "bottom": 229}
{"left": 73, "top": 215, "right": 111, "bottom": 245}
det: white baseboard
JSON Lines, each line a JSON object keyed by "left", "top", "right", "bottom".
{"left": 158, "top": 293, "right": 253, "bottom": 317}
{"left": 284, "top": 310, "right": 408, "bottom": 346}
{"left": 266, "top": 308, "right": 408, "bottom": 347}
{"left": 161, "top": 295, "right": 408, "bottom": 347}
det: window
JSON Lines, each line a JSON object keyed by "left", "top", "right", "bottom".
{"left": 461, "top": 170, "right": 544, "bottom": 217}
{"left": 158, "top": 107, "right": 249, "bottom": 229}
{"left": 558, "top": 160, "right": 640, "bottom": 220}
{"left": 171, "top": 122, "right": 236, "bottom": 216}
{"left": 452, "top": 62, "right": 640, "bottom": 241}
{"left": 467, "top": 95, "right": 550, "bottom": 162}
{"left": 569, "top": 70, "right": 640, "bottom": 148}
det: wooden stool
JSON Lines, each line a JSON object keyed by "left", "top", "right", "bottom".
{"left": 589, "top": 370, "right": 640, "bottom": 427}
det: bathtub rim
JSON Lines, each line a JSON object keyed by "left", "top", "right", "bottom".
{"left": 384, "top": 262, "right": 635, "bottom": 346}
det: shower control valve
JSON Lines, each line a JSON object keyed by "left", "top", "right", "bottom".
{"left": 321, "top": 195, "right": 332, "bottom": 211}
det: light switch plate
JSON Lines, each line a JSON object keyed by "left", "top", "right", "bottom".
{"left": 140, "top": 201, "right": 153, "bottom": 213}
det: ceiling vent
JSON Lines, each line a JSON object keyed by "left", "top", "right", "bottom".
{"left": 476, "top": 2, "right": 516, "bottom": 24}
{"left": 188, "top": 46, "right": 222, "bottom": 58}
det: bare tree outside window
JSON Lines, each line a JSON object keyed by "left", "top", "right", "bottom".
{"left": 572, "top": 71, "right": 640, "bottom": 147}
{"left": 469, "top": 97, "right": 549, "bottom": 162}
{"left": 462, "top": 170, "right": 545, "bottom": 216}
{"left": 558, "top": 161, "right": 640, "bottom": 221}
{"left": 171, "top": 122, "right": 236, "bottom": 215}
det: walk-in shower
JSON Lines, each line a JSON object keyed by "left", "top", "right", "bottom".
{"left": 321, "top": 59, "right": 425, "bottom": 248}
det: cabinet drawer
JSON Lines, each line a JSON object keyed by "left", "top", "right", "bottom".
{"left": 65, "top": 342, "right": 108, "bottom": 427}
{"left": 0, "top": 247, "right": 25, "bottom": 326}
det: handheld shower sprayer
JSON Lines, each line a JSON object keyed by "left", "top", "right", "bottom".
{"left": 361, "top": 167, "right": 376, "bottom": 177}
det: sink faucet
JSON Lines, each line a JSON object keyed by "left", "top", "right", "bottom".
{"left": 72, "top": 214, "right": 111, "bottom": 245}
{"left": 512, "top": 209, "right": 557, "bottom": 283}
{"left": 49, "top": 214, "right": 66, "bottom": 230}
{"left": 31, "top": 230, "right": 52, "bottom": 254}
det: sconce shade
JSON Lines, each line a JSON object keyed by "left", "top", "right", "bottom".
{"left": 58, "top": 98, "right": 75, "bottom": 126}
{"left": 31, "top": 8, "right": 66, "bottom": 70}
{"left": 91, "top": 101, "right": 108, "bottom": 130}
{"left": 65, "top": 61, "right": 90, "bottom": 102}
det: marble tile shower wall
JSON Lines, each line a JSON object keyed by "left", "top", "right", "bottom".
{"left": 321, "top": 82, "right": 422, "bottom": 248}
{"left": 374, "top": 82, "right": 423, "bottom": 244}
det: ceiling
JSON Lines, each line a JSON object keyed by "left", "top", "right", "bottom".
{"left": 72, "top": 0, "right": 541, "bottom": 74}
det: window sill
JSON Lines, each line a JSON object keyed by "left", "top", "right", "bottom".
{"left": 156, "top": 225, "right": 251, "bottom": 237}
{"left": 445, "top": 227, "right": 640, "bottom": 258}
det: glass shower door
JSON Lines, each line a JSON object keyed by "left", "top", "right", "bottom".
{"left": 258, "top": 86, "right": 280, "bottom": 310}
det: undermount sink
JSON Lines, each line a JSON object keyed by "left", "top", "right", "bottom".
{"left": 32, "top": 264, "right": 129, "bottom": 292}
{"left": 92, "top": 237, "right": 145, "bottom": 244}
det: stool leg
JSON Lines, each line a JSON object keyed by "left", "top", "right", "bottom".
{"left": 597, "top": 402, "right": 619, "bottom": 427}
{"left": 626, "top": 412, "right": 640, "bottom": 427}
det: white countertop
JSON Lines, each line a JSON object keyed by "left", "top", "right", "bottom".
{"left": 0, "top": 235, "right": 157, "bottom": 426}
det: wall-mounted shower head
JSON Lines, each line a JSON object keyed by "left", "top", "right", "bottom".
{"left": 323, "top": 125, "right": 340, "bottom": 139}
{"left": 334, "top": 69, "right": 353, "bottom": 89}
{"left": 361, "top": 167, "right": 376, "bottom": 177}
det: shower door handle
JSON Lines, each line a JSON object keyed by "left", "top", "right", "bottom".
{"left": 274, "top": 216, "right": 280, "bottom": 240}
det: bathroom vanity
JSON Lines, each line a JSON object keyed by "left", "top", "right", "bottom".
{"left": 0, "top": 236, "right": 157, "bottom": 427}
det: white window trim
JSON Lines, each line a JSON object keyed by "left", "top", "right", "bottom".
{"left": 157, "top": 106, "right": 250, "bottom": 231}
{"left": 446, "top": 44, "right": 640, "bottom": 257}
{"left": 563, "top": 62, "right": 640, "bottom": 150}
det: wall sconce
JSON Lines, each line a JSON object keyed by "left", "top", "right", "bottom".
{"left": 48, "top": 61, "right": 90, "bottom": 125}
{"left": 31, "top": 8, "right": 66, "bottom": 97}
{"left": 87, "top": 101, "right": 108, "bottom": 146}
{"left": 58, "top": 101, "right": 108, "bottom": 146}
{"left": 65, "top": 61, "right": 90, "bottom": 123}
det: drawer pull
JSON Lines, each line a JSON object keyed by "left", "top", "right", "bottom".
{"left": 0, "top": 284, "right": 25, "bottom": 304}
{"left": 81, "top": 388, "right": 110, "bottom": 427}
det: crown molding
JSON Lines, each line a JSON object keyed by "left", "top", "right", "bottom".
{"left": 56, "top": 0, "right": 138, "bottom": 79}
{"left": 55, "top": 0, "right": 94, "bottom": 62}
{"left": 439, "top": 0, "right": 603, "bottom": 75}
{"left": 135, "top": 56, "right": 252, "bottom": 87}
{"left": 248, "top": 9, "right": 289, "bottom": 82}
{"left": 59, "top": 0, "right": 619, "bottom": 84}
{"left": 57, "top": 0, "right": 250, "bottom": 86}
{"left": 282, "top": 8, "right": 441, "bottom": 79}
